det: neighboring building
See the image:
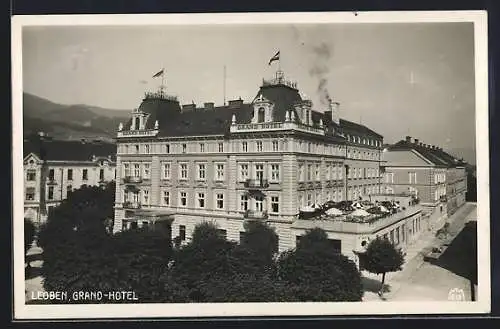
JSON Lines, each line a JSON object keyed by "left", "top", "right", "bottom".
{"left": 113, "top": 70, "right": 385, "bottom": 251}
{"left": 23, "top": 136, "right": 117, "bottom": 226}
{"left": 382, "top": 136, "right": 467, "bottom": 219}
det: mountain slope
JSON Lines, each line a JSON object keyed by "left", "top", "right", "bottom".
{"left": 22, "top": 92, "right": 132, "bottom": 140}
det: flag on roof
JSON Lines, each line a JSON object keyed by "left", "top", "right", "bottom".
{"left": 152, "top": 69, "right": 164, "bottom": 78}
{"left": 268, "top": 51, "right": 280, "bottom": 65}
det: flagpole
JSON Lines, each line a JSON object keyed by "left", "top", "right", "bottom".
{"left": 223, "top": 65, "right": 226, "bottom": 106}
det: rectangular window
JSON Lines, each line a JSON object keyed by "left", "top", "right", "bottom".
{"left": 165, "top": 144, "right": 170, "bottom": 153}
{"left": 99, "top": 168, "right": 104, "bottom": 181}
{"left": 242, "top": 141, "right": 248, "bottom": 152}
{"left": 27, "top": 170, "right": 36, "bottom": 181}
{"left": 131, "top": 164, "right": 140, "bottom": 177}
{"left": 180, "top": 191, "right": 187, "bottom": 207}
{"left": 256, "top": 141, "right": 263, "bottom": 152}
{"left": 82, "top": 169, "right": 88, "bottom": 180}
{"left": 239, "top": 164, "right": 249, "bottom": 181}
{"left": 240, "top": 194, "right": 248, "bottom": 211}
{"left": 216, "top": 164, "right": 225, "bottom": 181}
{"left": 218, "top": 143, "right": 224, "bottom": 152}
{"left": 197, "top": 192, "right": 205, "bottom": 208}
{"left": 199, "top": 143, "right": 205, "bottom": 153}
{"left": 197, "top": 163, "right": 206, "bottom": 180}
{"left": 145, "top": 145, "right": 150, "bottom": 154}
{"left": 217, "top": 229, "right": 227, "bottom": 240}
{"left": 255, "top": 164, "right": 264, "bottom": 180}
{"left": 271, "top": 196, "right": 279, "bottom": 213}
{"left": 270, "top": 164, "right": 280, "bottom": 182}
{"left": 180, "top": 164, "right": 188, "bottom": 180}
{"left": 48, "top": 169, "right": 55, "bottom": 181}
{"left": 25, "top": 187, "right": 35, "bottom": 201}
{"left": 161, "top": 163, "right": 170, "bottom": 180}
{"left": 216, "top": 193, "right": 224, "bottom": 209}
{"left": 67, "top": 169, "right": 73, "bottom": 181}
{"left": 143, "top": 164, "right": 150, "bottom": 179}
{"left": 307, "top": 164, "right": 312, "bottom": 181}
{"left": 272, "top": 140, "right": 279, "bottom": 152}
{"left": 124, "top": 163, "right": 130, "bottom": 177}
{"left": 315, "top": 164, "right": 320, "bottom": 181}
{"left": 179, "top": 225, "right": 186, "bottom": 241}
{"left": 299, "top": 164, "right": 305, "bottom": 182}
{"left": 162, "top": 191, "right": 170, "bottom": 205}
{"left": 182, "top": 144, "right": 187, "bottom": 153}
{"left": 326, "top": 165, "right": 331, "bottom": 180}
{"left": 48, "top": 186, "right": 54, "bottom": 200}
{"left": 142, "top": 190, "right": 149, "bottom": 205}
{"left": 307, "top": 193, "right": 312, "bottom": 206}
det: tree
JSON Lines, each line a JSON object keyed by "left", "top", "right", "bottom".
{"left": 277, "top": 228, "right": 363, "bottom": 302}
{"left": 362, "top": 237, "right": 405, "bottom": 296}
{"left": 164, "top": 221, "right": 237, "bottom": 302}
{"left": 24, "top": 218, "right": 36, "bottom": 269}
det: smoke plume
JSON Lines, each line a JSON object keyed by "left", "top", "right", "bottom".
{"left": 309, "top": 42, "right": 333, "bottom": 107}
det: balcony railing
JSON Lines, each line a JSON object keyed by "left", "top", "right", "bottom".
{"left": 244, "top": 210, "right": 269, "bottom": 220}
{"left": 123, "top": 176, "right": 143, "bottom": 183}
{"left": 230, "top": 121, "right": 325, "bottom": 136}
{"left": 123, "top": 201, "right": 141, "bottom": 209}
{"left": 244, "top": 178, "right": 269, "bottom": 189}
{"left": 117, "top": 129, "right": 159, "bottom": 138}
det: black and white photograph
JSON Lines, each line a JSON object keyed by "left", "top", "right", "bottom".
{"left": 12, "top": 11, "right": 490, "bottom": 319}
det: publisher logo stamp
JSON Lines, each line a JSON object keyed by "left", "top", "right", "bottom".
{"left": 448, "top": 288, "right": 465, "bottom": 301}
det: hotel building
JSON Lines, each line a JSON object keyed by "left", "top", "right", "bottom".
{"left": 113, "top": 70, "right": 386, "bottom": 252}
{"left": 23, "top": 136, "right": 117, "bottom": 226}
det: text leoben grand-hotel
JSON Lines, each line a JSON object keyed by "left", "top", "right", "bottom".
{"left": 113, "top": 71, "right": 385, "bottom": 252}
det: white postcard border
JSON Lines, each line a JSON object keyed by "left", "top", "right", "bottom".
{"left": 12, "top": 10, "right": 490, "bottom": 319}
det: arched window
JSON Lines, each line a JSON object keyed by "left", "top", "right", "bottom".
{"left": 258, "top": 107, "right": 265, "bottom": 123}
{"left": 134, "top": 117, "right": 140, "bottom": 130}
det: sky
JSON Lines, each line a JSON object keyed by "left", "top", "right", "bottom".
{"left": 22, "top": 22, "right": 476, "bottom": 163}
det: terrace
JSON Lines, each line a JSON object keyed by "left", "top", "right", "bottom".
{"left": 293, "top": 196, "right": 422, "bottom": 234}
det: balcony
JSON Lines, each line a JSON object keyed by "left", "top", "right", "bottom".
{"left": 244, "top": 210, "right": 268, "bottom": 220}
{"left": 123, "top": 201, "right": 141, "bottom": 209}
{"left": 123, "top": 176, "right": 143, "bottom": 184}
{"left": 244, "top": 178, "right": 269, "bottom": 189}
{"left": 117, "top": 129, "right": 159, "bottom": 138}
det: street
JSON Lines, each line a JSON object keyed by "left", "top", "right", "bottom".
{"left": 363, "top": 203, "right": 477, "bottom": 302}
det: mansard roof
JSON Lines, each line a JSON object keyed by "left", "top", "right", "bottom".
{"left": 387, "top": 139, "right": 466, "bottom": 168}
{"left": 24, "top": 139, "right": 116, "bottom": 162}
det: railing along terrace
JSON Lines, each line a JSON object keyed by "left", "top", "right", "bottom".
{"left": 262, "top": 78, "right": 298, "bottom": 89}
{"left": 244, "top": 210, "right": 269, "bottom": 220}
{"left": 117, "top": 129, "right": 159, "bottom": 138}
{"left": 244, "top": 178, "right": 270, "bottom": 189}
{"left": 123, "top": 176, "right": 143, "bottom": 183}
{"left": 144, "top": 91, "right": 178, "bottom": 102}
{"left": 123, "top": 201, "right": 141, "bottom": 209}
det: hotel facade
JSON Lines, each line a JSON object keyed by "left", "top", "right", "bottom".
{"left": 113, "top": 71, "right": 386, "bottom": 252}
{"left": 23, "top": 137, "right": 117, "bottom": 226}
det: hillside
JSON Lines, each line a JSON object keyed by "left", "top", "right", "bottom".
{"left": 22, "top": 93, "right": 131, "bottom": 140}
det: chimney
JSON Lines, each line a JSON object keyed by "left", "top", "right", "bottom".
{"left": 405, "top": 136, "right": 411, "bottom": 143}
{"left": 414, "top": 138, "right": 419, "bottom": 144}
{"left": 330, "top": 101, "right": 340, "bottom": 125}
{"left": 419, "top": 142, "right": 423, "bottom": 146}
{"left": 182, "top": 104, "right": 196, "bottom": 111}
{"left": 204, "top": 102, "right": 215, "bottom": 110}
{"left": 228, "top": 99, "right": 244, "bottom": 109}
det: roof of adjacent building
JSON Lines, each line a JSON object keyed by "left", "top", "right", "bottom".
{"left": 121, "top": 81, "right": 384, "bottom": 140}
{"left": 24, "top": 138, "right": 116, "bottom": 162}
{"left": 387, "top": 139, "right": 466, "bottom": 168}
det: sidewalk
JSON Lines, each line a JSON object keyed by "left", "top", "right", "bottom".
{"left": 362, "top": 203, "right": 476, "bottom": 301}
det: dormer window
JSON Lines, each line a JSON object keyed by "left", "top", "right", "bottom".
{"left": 134, "top": 117, "right": 140, "bottom": 130}
{"left": 258, "top": 107, "right": 265, "bottom": 123}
